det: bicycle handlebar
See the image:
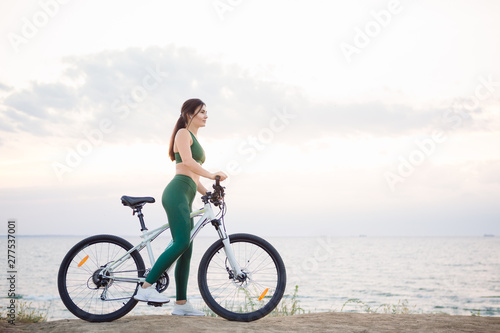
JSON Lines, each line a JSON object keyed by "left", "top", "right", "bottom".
{"left": 213, "top": 176, "right": 224, "bottom": 204}
{"left": 201, "top": 176, "right": 225, "bottom": 206}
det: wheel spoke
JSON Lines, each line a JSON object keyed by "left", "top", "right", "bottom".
{"left": 58, "top": 236, "right": 144, "bottom": 322}
{"left": 199, "top": 234, "right": 286, "bottom": 321}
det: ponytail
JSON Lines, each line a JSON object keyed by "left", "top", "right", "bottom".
{"left": 168, "top": 115, "right": 187, "bottom": 161}
{"left": 168, "top": 98, "right": 205, "bottom": 161}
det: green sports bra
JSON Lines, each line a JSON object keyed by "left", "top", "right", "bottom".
{"left": 174, "top": 130, "right": 206, "bottom": 165}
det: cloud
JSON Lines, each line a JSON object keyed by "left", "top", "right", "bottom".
{"left": 5, "top": 82, "right": 77, "bottom": 117}
{"left": 1, "top": 45, "right": 498, "bottom": 146}
{"left": 1, "top": 45, "right": 301, "bottom": 142}
{"left": 302, "top": 102, "right": 440, "bottom": 137}
{"left": 0, "top": 82, "right": 12, "bottom": 91}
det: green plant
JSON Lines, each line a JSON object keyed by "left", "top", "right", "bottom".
{"left": 380, "top": 299, "right": 417, "bottom": 314}
{"left": 470, "top": 309, "right": 481, "bottom": 316}
{"left": 0, "top": 301, "right": 49, "bottom": 323}
{"left": 340, "top": 298, "right": 418, "bottom": 314}
{"left": 269, "top": 285, "right": 306, "bottom": 316}
{"left": 340, "top": 298, "right": 374, "bottom": 313}
{"left": 199, "top": 285, "right": 306, "bottom": 317}
{"left": 199, "top": 304, "right": 217, "bottom": 317}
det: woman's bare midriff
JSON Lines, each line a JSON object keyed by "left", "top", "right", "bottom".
{"left": 175, "top": 163, "right": 200, "bottom": 187}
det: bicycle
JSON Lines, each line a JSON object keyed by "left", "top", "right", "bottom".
{"left": 57, "top": 176, "right": 286, "bottom": 322}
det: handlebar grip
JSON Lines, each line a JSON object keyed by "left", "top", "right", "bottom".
{"left": 215, "top": 175, "right": 221, "bottom": 186}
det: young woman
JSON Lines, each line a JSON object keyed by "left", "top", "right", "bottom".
{"left": 134, "top": 98, "right": 228, "bottom": 316}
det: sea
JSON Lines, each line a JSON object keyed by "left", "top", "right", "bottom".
{"left": 1, "top": 235, "right": 499, "bottom": 321}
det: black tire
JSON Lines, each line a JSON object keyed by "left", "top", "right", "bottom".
{"left": 198, "top": 233, "right": 286, "bottom": 321}
{"left": 57, "top": 234, "right": 145, "bottom": 322}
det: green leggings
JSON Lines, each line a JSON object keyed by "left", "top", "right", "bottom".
{"left": 146, "top": 174, "right": 196, "bottom": 301}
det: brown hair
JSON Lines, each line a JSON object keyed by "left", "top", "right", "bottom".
{"left": 168, "top": 98, "right": 205, "bottom": 161}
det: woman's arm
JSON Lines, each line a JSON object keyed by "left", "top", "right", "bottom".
{"left": 175, "top": 129, "right": 227, "bottom": 180}
{"left": 197, "top": 182, "right": 208, "bottom": 196}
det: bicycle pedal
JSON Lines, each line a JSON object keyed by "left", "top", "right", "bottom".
{"left": 147, "top": 301, "right": 164, "bottom": 307}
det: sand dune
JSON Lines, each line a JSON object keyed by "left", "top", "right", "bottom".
{"left": 3, "top": 312, "right": 500, "bottom": 333}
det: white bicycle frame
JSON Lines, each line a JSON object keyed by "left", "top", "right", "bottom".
{"left": 102, "top": 200, "right": 243, "bottom": 285}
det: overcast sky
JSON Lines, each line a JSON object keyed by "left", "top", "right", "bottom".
{"left": 1, "top": 0, "right": 499, "bottom": 237}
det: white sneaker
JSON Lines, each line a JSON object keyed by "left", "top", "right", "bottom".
{"left": 171, "top": 301, "right": 205, "bottom": 316}
{"left": 134, "top": 285, "right": 170, "bottom": 303}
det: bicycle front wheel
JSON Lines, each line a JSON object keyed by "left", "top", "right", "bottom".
{"left": 198, "top": 233, "right": 286, "bottom": 321}
{"left": 57, "top": 234, "right": 145, "bottom": 322}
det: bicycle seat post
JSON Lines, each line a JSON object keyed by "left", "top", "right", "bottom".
{"left": 133, "top": 206, "right": 148, "bottom": 231}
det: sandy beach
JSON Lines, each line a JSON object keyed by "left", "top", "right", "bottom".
{"left": 2, "top": 312, "right": 499, "bottom": 333}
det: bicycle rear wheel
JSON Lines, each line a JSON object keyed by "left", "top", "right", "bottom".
{"left": 198, "top": 233, "right": 286, "bottom": 321}
{"left": 57, "top": 234, "right": 145, "bottom": 322}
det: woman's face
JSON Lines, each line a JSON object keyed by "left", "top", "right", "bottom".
{"left": 191, "top": 104, "right": 208, "bottom": 128}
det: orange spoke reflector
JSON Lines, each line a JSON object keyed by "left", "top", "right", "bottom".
{"left": 78, "top": 255, "right": 89, "bottom": 267}
{"left": 258, "top": 288, "right": 269, "bottom": 301}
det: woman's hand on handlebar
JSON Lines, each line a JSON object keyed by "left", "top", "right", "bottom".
{"left": 211, "top": 171, "right": 228, "bottom": 181}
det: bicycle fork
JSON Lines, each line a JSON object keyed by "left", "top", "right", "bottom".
{"left": 213, "top": 220, "right": 245, "bottom": 280}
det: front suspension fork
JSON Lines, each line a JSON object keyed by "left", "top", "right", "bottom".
{"left": 222, "top": 237, "right": 245, "bottom": 279}
{"left": 213, "top": 219, "right": 244, "bottom": 279}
